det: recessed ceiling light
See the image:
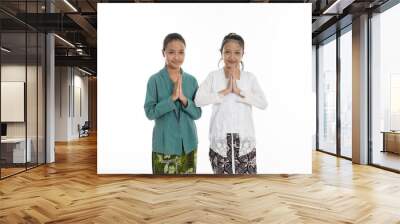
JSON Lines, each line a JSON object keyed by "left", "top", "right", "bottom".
{"left": 1, "top": 47, "right": 11, "bottom": 53}
{"left": 78, "top": 67, "right": 93, "bottom": 76}
{"left": 63, "top": 0, "right": 78, "bottom": 12}
{"left": 54, "top": 34, "right": 75, "bottom": 48}
{"left": 323, "top": 0, "right": 355, "bottom": 15}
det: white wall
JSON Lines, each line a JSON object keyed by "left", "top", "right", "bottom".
{"left": 1, "top": 65, "right": 26, "bottom": 125}
{"left": 55, "top": 66, "right": 89, "bottom": 141}
{"left": 71, "top": 71, "right": 89, "bottom": 138}
{"left": 1, "top": 64, "right": 46, "bottom": 163}
{"left": 98, "top": 3, "right": 313, "bottom": 174}
{"left": 1, "top": 65, "right": 39, "bottom": 137}
{"left": 55, "top": 66, "right": 69, "bottom": 141}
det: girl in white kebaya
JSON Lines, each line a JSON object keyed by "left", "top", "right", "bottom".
{"left": 195, "top": 33, "right": 267, "bottom": 174}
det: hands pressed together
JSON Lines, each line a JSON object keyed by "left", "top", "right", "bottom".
{"left": 171, "top": 68, "right": 242, "bottom": 107}
{"left": 219, "top": 69, "right": 242, "bottom": 97}
{"left": 171, "top": 76, "right": 188, "bottom": 107}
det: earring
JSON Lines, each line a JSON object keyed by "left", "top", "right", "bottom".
{"left": 218, "top": 58, "right": 223, "bottom": 68}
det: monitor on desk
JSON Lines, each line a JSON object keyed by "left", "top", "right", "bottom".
{"left": 1, "top": 123, "right": 7, "bottom": 138}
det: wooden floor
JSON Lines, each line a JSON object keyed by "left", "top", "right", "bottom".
{"left": 1, "top": 134, "right": 400, "bottom": 223}
{"left": 373, "top": 150, "right": 400, "bottom": 171}
{"left": 1, "top": 163, "right": 45, "bottom": 178}
{"left": 0, "top": 167, "right": 26, "bottom": 178}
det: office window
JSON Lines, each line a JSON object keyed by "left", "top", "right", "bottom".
{"left": 318, "top": 36, "right": 337, "bottom": 155}
{"left": 371, "top": 3, "right": 400, "bottom": 171}
{"left": 340, "top": 28, "right": 352, "bottom": 158}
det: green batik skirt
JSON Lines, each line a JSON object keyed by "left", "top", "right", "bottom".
{"left": 152, "top": 150, "right": 196, "bottom": 174}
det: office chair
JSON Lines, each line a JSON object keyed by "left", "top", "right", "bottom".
{"left": 79, "top": 121, "right": 90, "bottom": 138}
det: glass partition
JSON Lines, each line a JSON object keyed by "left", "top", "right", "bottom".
{"left": 317, "top": 36, "right": 337, "bottom": 155}
{"left": 1, "top": 31, "right": 28, "bottom": 177}
{"left": 371, "top": 3, "right": 400, "bottom": 171}
{"left": 0, "top": 1, "right": 46, "bottom": 179}
{"left": 339, "top": 28, "right": 352, "bottom": 158}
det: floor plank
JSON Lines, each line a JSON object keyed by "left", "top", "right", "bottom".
{"left": 1, "top": 134, "right": 400, "bottom": 223}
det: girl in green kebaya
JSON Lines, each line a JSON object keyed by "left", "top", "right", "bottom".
{"left": 144, "top": 33, "right": 201, "bottom": 174}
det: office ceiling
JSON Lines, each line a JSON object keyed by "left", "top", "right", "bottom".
{"left": 0, "top": 0, "right": 394, "bottom": 75}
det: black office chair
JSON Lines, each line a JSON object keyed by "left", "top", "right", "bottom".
{"left": 79, "top": 121, "right": 90, "bottom": 138}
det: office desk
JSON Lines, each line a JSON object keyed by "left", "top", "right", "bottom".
{"left": 1, "top": 138, "right": 32, "bottom": 163}
{"left": 381, "top": 131, "right": 400, "bottom": 154}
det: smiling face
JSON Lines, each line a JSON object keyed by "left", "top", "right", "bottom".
{"left": 222, "top": 40, "right": 243, "bottom": 69}
{"left": 163, "top": 40, "right": 185, "bottom": 70}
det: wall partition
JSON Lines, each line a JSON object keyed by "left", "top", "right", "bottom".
{"left": 0, "top": 1, "right": 46, "bottom": 179}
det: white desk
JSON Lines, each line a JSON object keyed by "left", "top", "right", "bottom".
{"left": 1, "top": 138, "right": 31, "bottom": 163}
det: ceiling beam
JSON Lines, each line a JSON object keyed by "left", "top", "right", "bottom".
{"left": 322, "top": 0, "right": 356, "bottom": 14}
{"left": 55, "top": 55, "right": 96, "bottom": 72}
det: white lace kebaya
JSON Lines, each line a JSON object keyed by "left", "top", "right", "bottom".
{"left": 194, "top": 68, "right": 268, "bottom": 157}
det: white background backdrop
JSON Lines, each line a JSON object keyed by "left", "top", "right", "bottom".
{"left": 98, "top": 3, "right": 312, "bottom": 174}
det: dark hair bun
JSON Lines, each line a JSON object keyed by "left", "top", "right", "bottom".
{"left": 163, "top": 33, "right": 186, "bottom": 51}
{"left": 220, "top": 33, "right": 245, "bottom": 53}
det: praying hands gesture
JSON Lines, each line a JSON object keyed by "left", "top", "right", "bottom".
{"left": 219, "top": 69, "right": 242, "bottom": 96}
{"left": 171, "top": 76, "right": 188, "bottom": 106}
